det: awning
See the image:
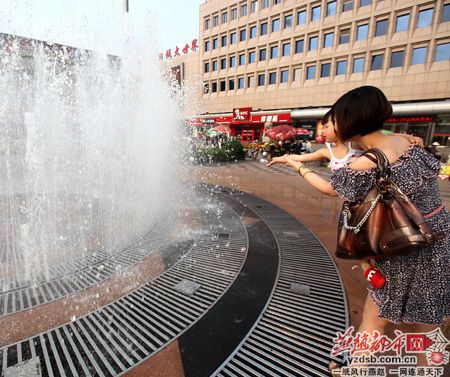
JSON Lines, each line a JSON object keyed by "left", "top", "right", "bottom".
{"left": 291, "top": 101, "right": 450, "bottom": 120}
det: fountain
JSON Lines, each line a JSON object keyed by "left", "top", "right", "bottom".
{"left": 0, "top": 22, "right": 184, "bottom": 291}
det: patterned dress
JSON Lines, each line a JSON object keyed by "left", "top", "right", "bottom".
{"left": 331, "top": 145, "right": 450, "bottom": 324}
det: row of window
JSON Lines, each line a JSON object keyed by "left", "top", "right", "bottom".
{"left": 204, "top": 39, "right": 449, "bottom": 73}
{"left": 203, "top": 42, "right": 450, "bottom": 93}
{"left": 204, "top": 1, "right": 450, "bottom": 31}
{"left": 204, "top": 0, "right": 282, "bottom": 30}
{"left": 204, "top": 4, "right": 450, "bottom": 52}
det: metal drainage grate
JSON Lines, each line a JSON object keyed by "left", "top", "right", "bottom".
{"left": 214, "top": 191, "right": 348, "bottom": 377}
{"left": 0, "top": 212, "right": 177, "bottom": 317}
{"left": 0, "top": 196, "right": 249, "bottom": 377}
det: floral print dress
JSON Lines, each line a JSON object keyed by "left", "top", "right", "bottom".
{"left": 331, "top": 145, "right": 450, "bottom": 324}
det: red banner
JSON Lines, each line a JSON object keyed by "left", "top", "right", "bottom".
{"left": 251, "top": 113, "right": 291, "bottom": 124}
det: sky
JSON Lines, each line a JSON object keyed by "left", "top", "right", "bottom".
{"left": 0, "top": 0, "right": 204, "bottom": 55}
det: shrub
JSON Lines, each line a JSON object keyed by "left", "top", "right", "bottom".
{"left": 191, "top": 140, "right": 246, "bottom": 164}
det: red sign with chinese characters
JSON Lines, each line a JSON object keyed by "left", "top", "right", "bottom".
{"left": 251, "top": 113, "right": 291, "bottom": 124}
{"left": 161, "top": 39, "right": 198, "bottom": 60}
{"left": 387, "top": 116, "right": 433, "bottom": 123}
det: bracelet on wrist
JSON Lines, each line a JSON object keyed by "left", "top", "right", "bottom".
{"left": 303, "top": 169, "right": 315, "bottom": 177}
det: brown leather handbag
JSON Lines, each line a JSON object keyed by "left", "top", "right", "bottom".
{"left": 336, "top": 148, "right": 444, "bottom": 259}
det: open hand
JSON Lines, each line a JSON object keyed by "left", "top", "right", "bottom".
{"left": 266, "top": 155, "right": 287, "bottom": 167}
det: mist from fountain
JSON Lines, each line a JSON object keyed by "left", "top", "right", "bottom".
{"left": 0, "top": 18, "right": 185, "bottom": 288}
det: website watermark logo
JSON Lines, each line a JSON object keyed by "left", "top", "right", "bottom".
{"left": 331, "top": 326, "right": 449, "bottom": 376}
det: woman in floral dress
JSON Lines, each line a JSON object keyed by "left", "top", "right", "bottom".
{"left": 282, "top": 86, "right": 449, "bottom": 372}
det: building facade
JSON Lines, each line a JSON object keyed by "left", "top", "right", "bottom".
{"left": 191, "top": 0, "right": 450, "bottom": 143}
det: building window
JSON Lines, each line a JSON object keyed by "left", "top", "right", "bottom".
{"left": 284, "top": 14, "right": 293, "bottom": 29}
{"left": 240, "top": 29, "right": 246, "bottom": 41}
{"left": 230, "top": 56, "right": 236, "bottom": 67}
{"left": 212, "top": 82, "right": 217, "bottom": 92}
{"left": 360, "top": 0, "right": 371, "bottom": 7}
{"left": 250, "top": 26, "right": 257, "bottom": 38}
{"left": 258, "top": 74, "right": 265, "bottom": 86}
{"left": 204, "top": 62, "right": 210, "bottom": 73}
{"left": 435, "top": 42, "right": 450, "bottom": 61}
{"left": 205, "top": 19, "right": 210, "bottom": 30}
{"left": 213, "top": 38, "right": 218, "bottom": 49}
{"left": 241, "top": 4, "right": 248, "bottom": 17}
{"left": 251, "top": 0, "right": 258, "bottom": 13}
{"left": 262, "top": 0, "right": 269, "bottom": 9}
{"left": 306, "top": 65, "right": 316, "bottom": 79}
{"left": 390, "top": 50, "right": 404, "bottom": 68}
{"left": 324, "top": 32, "right": 334, "bottom": 48}
{"left": 411, "top": 46, "right": 427, "bottom": 65}
{"left": 270, "top": 45, "right": 279, "bottom": 58}
{"left": 297, "top": 10, "right": 306, "bottom": 25}
{"left": 309, "top": 36, "right": 319, "bottom": 51}
{"left": 293, "top": 67, "right": 302, "bottom": 81}
{"left": 321, "top": 63, "right": 331, "bottom": 77}
{"left": 259, "top": 48, "right": 267, "bottom": 61}
{"left": 229, "top": 79, "right": 235, "bottom": 90}
{"left": 221, "top": 58, "right": 226, "bottom": 69}
{"left": 395, "top": 14, "right": 409, "bottom": 33}
{"left": 282, "top": 43, "right": 290, "bottom": 56}
{"left": 295, "top": 39, "right": 304, "bottom": 53}
{"left": 205, "top": 40, "right": 210, "bottom": 51}
{"left": 248, "top": 76, "right": 255, "bottom": 88}
{"left": 312, "top": 6, "right": 321, "bottom": 21}
{"left": 417, "top": 8, "right": 433, "bottom": 28}
{"left": 220, "top": 81, "right": 226, "bottom": 91}
{"left": 213, "top": 15, "right": 219, "bottom": 27}
{"left": 356, "top": 23, "right": 368, "bottom": 40}
{"left": 231, "top": 8, "right": 238, "bottom": 20}
{"left": 340, "top": 29, "right": 350, "bottom": 44}
{"left": 442, "top": 4, "right": 450, "bottom": 23}
{"left": 260, "top": 22, "right": 268, "bottom": 35}
{"left": 269, "top": 72, "right": 276, "bottom": 85}
{"left": 238, "top": 77, "right": 244, "bottom": 89}
{"left": 272, "top": 18, "right": 280, "bottom": 32}
{"left": 336, "top": 60, "right": 348, "bottom": 75}
{"left": 342, "top": 0, "right": 353, "bottom": 12}
{"left": 239, "top": 53, "right": 245, "bottom": 65}
{"left": 249, "top": 51, "right": 256, "bottom": 63}
{"left": 221, "top": 35, "right": 227, "bottom": 47}
{"left": 327, "top": 1, "right": 337, "bottom": 17}
{"left": 280, "top": 70, "right": 288, "bottom": 83}
{"left": 273, "top": 0, "right": 282, "bottom": 4}
{"left": 222, "top": 12, "right": 228, "bottom": 23}
{"left": 203, "top": 82, "right": 209, "bottom": 94}
{"left": 212, "top": 60, "right": 218, "bottom": 71}
{"left": 370, "top": 54, "right": 384, "bottom": 70}
{"left": 230, "top": 32, "right": 237, "bottom": 44}
{"left": 353, "top": 57, "right": 365, "bottom": 73}
{"left": 375, "top": 19, "right": 389, "bottom": 37}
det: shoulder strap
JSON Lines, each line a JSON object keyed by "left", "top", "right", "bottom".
{"left": 325, "top": 142, "right": 335, "bottom": 159}
{"left": 361, "top": 148, "right": 391, "bottom": 179}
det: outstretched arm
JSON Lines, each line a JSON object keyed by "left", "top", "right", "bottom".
{"left": 266, "top": 148, "right": 329, "bottom": 167}
{"left": 284, "top": 156, "right": 338, "bottom": 196}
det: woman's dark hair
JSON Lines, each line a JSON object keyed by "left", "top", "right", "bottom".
{"left": 330, "top": 86, "right": 392, "bottom": 141}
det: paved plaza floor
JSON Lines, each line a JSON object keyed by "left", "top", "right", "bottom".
{"left": 192, "top": 159, "right": 450, "bottom": 337}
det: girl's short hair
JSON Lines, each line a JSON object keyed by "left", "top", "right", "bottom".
{"left": 321, "top": 109, "right": 332, "bottom": 125}
{"left": 330, "top": 86, "right": 392, "bottom": 141}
